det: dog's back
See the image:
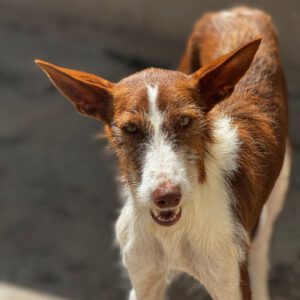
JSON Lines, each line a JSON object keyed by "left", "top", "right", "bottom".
{"left": 181, "top": 7, "right": 290, "bottom": 299}
{"left": 181, "top": 6, "right": 288, "bottom": 232}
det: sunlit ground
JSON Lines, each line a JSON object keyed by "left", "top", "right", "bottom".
{"left": 0, "top": 283, "right": 67, "bottom": 300}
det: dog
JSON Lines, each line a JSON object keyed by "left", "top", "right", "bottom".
{"left": 35, "top": 6, "right": 290, "bottom": 300}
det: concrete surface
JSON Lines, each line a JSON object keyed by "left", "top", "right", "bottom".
{"left": 0, "top": 283, "right": 67, "bottom": 300}
{"left": 0, "top": 0, "right": 299, "bottom": 299}
{"left": 1, "top": 0, "right": 300, "bottom": 91}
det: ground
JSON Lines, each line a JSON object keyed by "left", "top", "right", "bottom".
{"left": 0, "top": 2, "right": 299, "bottom": 300}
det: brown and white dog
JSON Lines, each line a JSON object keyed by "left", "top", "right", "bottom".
{"left": 35, "top": 7, "right": 290, "bottom": 300}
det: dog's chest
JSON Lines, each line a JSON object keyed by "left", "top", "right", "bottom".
{"left": 153, "top": 230, "right": 202, "bottom": 273}
{"left": 152, "top": 194, "right": 244, "bottom": 274}
{"left": 116, "top": 115, "right": 247, "bottom": 276}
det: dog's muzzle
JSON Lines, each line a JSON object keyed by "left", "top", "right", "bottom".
{"left": 150, "top": 207, "right": 182, "bottom": 226}
{"left": 150, "top": 183, "right": 182, "bottom": 226}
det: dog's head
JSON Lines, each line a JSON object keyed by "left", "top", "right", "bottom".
{"left": 35, "top": 38, "right": 260, "bottom": 227}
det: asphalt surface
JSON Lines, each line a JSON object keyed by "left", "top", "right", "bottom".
{"left": 0, "top": 3, "right": 299, "bottom": 300}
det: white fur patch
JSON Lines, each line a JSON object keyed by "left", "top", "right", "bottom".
{"left": 211, "top": 116, "right": 241, "bottom": 175}
{"left": 137, "top": 85, "right": 188, "bottom": 206}
{"left": 116, "top": 114, "right": 246, "bottom": 300}
{"left": 147, "top": 85, "right": 160, "bottom": 132}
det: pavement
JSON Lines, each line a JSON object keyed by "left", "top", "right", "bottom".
{"left": 0, "top": 2, "right": 299, "bottom": 300}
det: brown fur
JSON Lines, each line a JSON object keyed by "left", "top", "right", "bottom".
{"left": 35, "top": 7, "right": 288, "bottom": 299}
{"left": 180, "top": 6, "right": 288, "bottom": 234}
{"left": 180, "top": 7, "right": 288, "bottom": 298}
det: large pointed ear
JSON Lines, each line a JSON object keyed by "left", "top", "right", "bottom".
{"left": 191, "top": 38, "right": 261, "bottom": 112}
{"left": 35, "top": 60, "right": 115, "bottom": 123}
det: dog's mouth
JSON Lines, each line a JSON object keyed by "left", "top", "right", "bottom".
{"left": 150, "top": 207, "right": 182, "bottom": 226}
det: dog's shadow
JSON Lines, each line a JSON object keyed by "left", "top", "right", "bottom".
{"left": 167, "top": 275, "right": 212, "bottom": 300}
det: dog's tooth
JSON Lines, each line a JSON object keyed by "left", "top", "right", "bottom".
{"left": 152, "top": 208, "right": 182, "bottom": 223}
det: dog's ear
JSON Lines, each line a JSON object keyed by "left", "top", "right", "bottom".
{"left": 191, "top": 38, "right": 261, "bottom": 112}
{"left": 35, "top": 60, "right": 115, "bottom": 123}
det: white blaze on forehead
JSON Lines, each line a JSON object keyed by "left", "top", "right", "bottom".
{"left": 138, "top": 84, "right": 188, "bottom": 205}
{"left": 147, "top": 85, "right": 160, "bottom": 132}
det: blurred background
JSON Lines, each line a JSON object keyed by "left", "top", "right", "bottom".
{"left": 0, "top": 0, "right": 299, "bottom": 299}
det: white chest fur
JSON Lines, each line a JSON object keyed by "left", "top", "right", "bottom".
{"left": 116, "top": 116, "right": 247, "bottom": 300}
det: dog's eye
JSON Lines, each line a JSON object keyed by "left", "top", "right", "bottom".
{"left": 123, "top": 123, "right": 138, "bottom": 134}
{"left": 179, "top": 116, "right": 192, "bottom": 128}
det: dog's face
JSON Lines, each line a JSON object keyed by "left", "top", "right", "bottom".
{"left": 36, "top": 38, "right": 260, "bottom": 227}
{"left": 109, "top": 69, "right": 209, "bottom": 226}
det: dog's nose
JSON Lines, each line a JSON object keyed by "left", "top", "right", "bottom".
{"left": 152, "top": 183, "right": 182, "bottom": 209}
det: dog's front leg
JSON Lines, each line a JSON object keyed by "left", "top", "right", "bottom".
{"left": 122, "top": 245, "right": 167, "bottom": 300}
{"left": 128, "top": 271, "right": 167, "bottom": 300}
{"left": 190, "top": 255, "right": 250, "bottom": 300}
{"left": 123, "top": 251, "right": 167, "bottom": 300}
{"left": 116, "top": 204, "right": 168, "bottom": 300}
